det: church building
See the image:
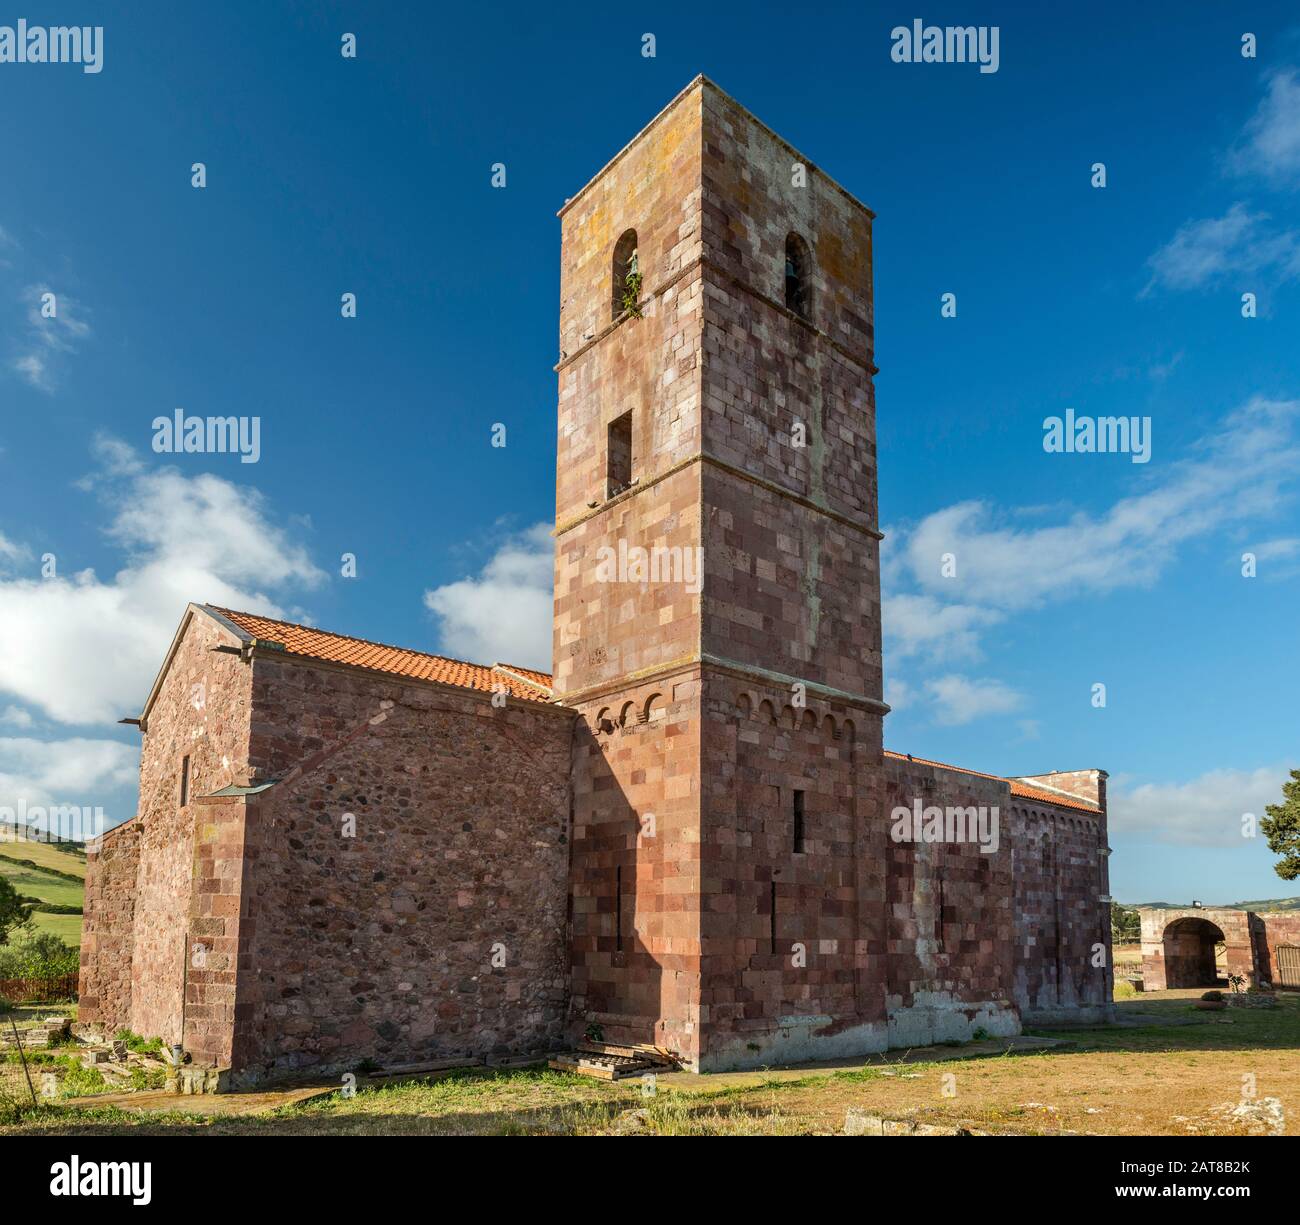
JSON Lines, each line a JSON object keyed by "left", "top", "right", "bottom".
{"left": 79, "top": 77, "right": 1113, "bottom": 1084}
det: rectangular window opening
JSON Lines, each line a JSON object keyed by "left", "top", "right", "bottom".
{"left": 180, "top": 755, "right": 191, "bottom": 808}
{"left": 793, "top": 789, "right": 806, "bottom": 854}
{"left": 770, "top": 880, "right": 777, "bottom": 954}
{"left": 607, "top": 410, "right": 633, "bottom": 498}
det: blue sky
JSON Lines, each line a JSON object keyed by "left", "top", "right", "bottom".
{"left": 0, "top": 1, "right": 1297, "bottom": 904}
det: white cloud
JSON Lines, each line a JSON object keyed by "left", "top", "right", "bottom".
{"left": 10, "top": 283, "right": 91, "bottom": 393}
{"left": 0, "top": 530, "right": 30, "bottom": 571}
{"left": 1143, "top": 203, "right": 1299, "bottom": 294}
{"left": 1145, "top": 68, "right": 1300, "bottom": 295}
{"left": 1230, "top": 68, "right": 1300, "bottom": 183}
{"left": 882, "top": 591, "right": 1002, "bottom": 663}
{"left": 883, "top": 675, "right": 911, "bottom": 712}
{"left": 1245, "top": 535, "right": 1300, "bottom": 579}
{"left": 889, "top": 397, "right": 1298, "bottom": 631}
{"left": 12, "top": 352, "right": 50, "bottom": 390}
{"left": 0, "top": 706, "right": 33, "bottom": 729}
{"left": 1109, "top": 764, "right": 1290, "bottom": 848}
{"left": 0, "top": 736, "right": 136, "bottom": 810}
{"left": 1015, "top": 718, "right": 1041, "bottom": 742}
{"left": 923, "top": 674, "right": 1024, "bottom": 726}
{"left": 1248, "top": 536, "right": 1300, "bottom": 560}
{"left": 882, "top": 397, "right": 1299, "bottom": 721}
{"left": 424, "top": 523, "right": 553, "bottom": 671}
{"left": 0, "top": 436, "right": 325, "bottom": 725}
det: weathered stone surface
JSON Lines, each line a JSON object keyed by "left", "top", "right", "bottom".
{"left": 844, "top": 1109, "right": 986, "bottom": 1137}
{"left": 1140, "top": 906, "right": 1300, "bottom": 992}
{"left": 81, "top": 77, "right": 1112, "bottom": 1088}
{"left": 78, "top": 817, "right": 140, "bottom": 1030}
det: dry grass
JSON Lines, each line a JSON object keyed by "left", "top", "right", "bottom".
{"left": 3, "top": 991, "right": 1296, "bottom": 1137}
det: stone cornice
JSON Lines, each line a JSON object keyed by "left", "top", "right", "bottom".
{"left": 554, "top": 651, "right": 888, "bottom": 715}
{"left": 554, "top": 253, "right": 877, "bottom": 378}
{"left": 553, "top": 449, "right": 883, "bottom": 541}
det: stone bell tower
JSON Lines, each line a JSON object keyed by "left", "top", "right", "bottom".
{"left": 554, "top": 76, "right": 888, "bottom": 1071}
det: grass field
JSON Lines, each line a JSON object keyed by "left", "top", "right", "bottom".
{"left": 0, "top": 840, "right": 86, "bottom": 879}
{"left": 25, "top": 912, "right": 83, "bottom": 946}
{"left": 0, "top": 841, "right": 85, "bottom": 948}
{"left": 3, "top": 990, "right": 1296, "bottom": 1136}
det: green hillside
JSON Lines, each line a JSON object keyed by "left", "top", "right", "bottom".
{"left": 0, "top": 841, "right": 85, "bottom": 949}
{"left": 0, "top": 836, "right": 86, "bottom": 879}
{"left": 1127, "top": 896, "right": 1300, "bottom": 912}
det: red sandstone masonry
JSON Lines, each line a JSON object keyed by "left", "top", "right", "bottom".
{"left": 1140, "top": 907, "right": 1300, "bottom": 991}
{"left": 880, "top": 757, "right": 1018, "bottom": 1041}
{"left": 81, "top": 606, "right": 575, "bottom": 1080}
{"left": 557, "top": 78, "right": 899, "bottom": 1070}
{"left": 1007, "top": 798, "right": 1112, "bottom": 1018}
{"left": 80, "top": 80, "right": 1114, "bottom": 1083}
{"left": 231, "top": 654, "right": 573, "bottom": 1079}
{"left": 1256, "top": 914, "right": 1300, "bottom": 987}
{"left": 700, "top": 674, "right": 888, "bottom": 1067}
{"left": 127, "top": 609, "right": 253, "bottom": 1047}
{"left": 568, "top": 668, "right": 704, "bottom": 1063}
{"left": 78, "top": 817, "right": 141, "bottom": 1029}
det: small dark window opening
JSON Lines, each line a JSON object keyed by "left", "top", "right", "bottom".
{"left": 612, "top": 229, "right": 640, "bottom": 320}
{"left": 785, "top": 232, "right": 812, "bottom": 321}
{"left": 607, "top": 410, "right": 633, "bottom": 497}
{"left": 770, "top": 880, "right": 778, "bottom": 954}
{"left": 793, "top": 789, "right": 806, "bottom": 854}
{"left": 616, "top": 865, "right": 624, "bottom": 952}
{"left": 179, "top": 755, "right": 190, "bottom": 808}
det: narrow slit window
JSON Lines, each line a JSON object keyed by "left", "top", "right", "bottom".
{"left": 616, "top": 865, "right": 624, "bottom": 952}
{"left": 784, "top": 232, "right": 813, "bottom": 322}
{"left": 935, "top": 871, "right": 945, "bottom": 948}
{"left": 179, "top": 755, "right": 190, "bottom": 808}
{"left": 769, "top": 880, "right": 778, "bottom": 954}
{"left": 607, "top": 410, "right": 633, "bottom": 497}
{"left": 793, "top": 789, "right": 806, "bottom": 854}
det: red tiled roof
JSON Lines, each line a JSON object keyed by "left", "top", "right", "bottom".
{"left": 884, "top": 750, "right": 1101, "bottom": 815}
{"left": 488, "top": 665, "right": 548, "bottom": 697}
{"left": 205, "top": 607, "right": 554, "bottom": 704}
{"left": 198, "top": 610, "right": 1097, "bottom": 801}
{"left": 1005, "top": 780, "right": 1100, "bottom": 814}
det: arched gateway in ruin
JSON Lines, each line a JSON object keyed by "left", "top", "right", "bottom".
{"left": 1139, "top": 906, "right": 1300, "bottom": 991}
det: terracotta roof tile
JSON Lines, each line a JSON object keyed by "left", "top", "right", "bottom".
{"left": 197, "top": 611, "right": 1097, "bottom": 801}
{"left": 884, "top": 749, "right": 1101, "bottom": 815}
{"left": 1005, "top": 779, "right": 1100, "bottom": 814}
{"left": 205, "top": 607, "right": 555, "bottom": 705}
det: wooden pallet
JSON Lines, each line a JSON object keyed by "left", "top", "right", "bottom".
{"left": 549, "top": 1041, "right": 678, "bottom": 1081}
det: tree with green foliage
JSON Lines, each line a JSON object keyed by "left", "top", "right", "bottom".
{"left": 1110, "top": 901, "right": 1140, "bottom": 942}
{"left": 0, "top": 925, "right": 78, "bottom": 979}
{"left": 1260, "top": 769, "right": 1300, "bottom": 880}
{"left": 0, "top": 877, "right": 30, "bottom": 943}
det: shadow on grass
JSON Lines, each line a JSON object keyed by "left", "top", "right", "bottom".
{"left": 1023, "top": 993, "right": 1300, "bottom": 1054}
{"left": 2, "top": 1083, "right": 811, "bottom": 1137}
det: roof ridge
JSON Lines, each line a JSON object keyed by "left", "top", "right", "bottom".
{"left": 207, "top": 605, "right": 519, "bottom": 676}
{"left": 884, "top": 749, "right": 1004, "bottom": 783}
{"left": 885, "top": 748, "right": 1100, "bottom": 813}
{"left": 493, "top": 661, "right": 552, "bottom": 678}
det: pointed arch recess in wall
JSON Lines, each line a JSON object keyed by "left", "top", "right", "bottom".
{"left": 612, "top": 229, "right": 639, "bottom": 321}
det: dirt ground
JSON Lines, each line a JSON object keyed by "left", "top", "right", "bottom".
{"left": 4, "top": 990, "right": 1296, "bottom": 1136}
